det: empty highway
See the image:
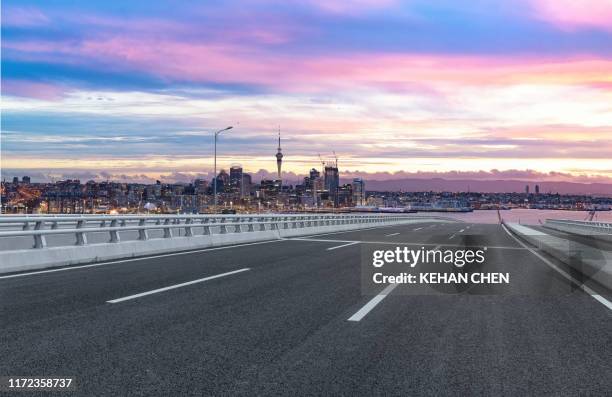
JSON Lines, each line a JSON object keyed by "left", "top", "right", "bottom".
{"left": 1, "top": 221, "right": 611, "bottom": 395}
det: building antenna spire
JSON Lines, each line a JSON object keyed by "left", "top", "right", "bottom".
{"left": 275, "top": 126, "right": 283, "bottom": 182}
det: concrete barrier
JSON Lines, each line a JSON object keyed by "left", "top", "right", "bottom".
{"left": 505, "top": 222, "right": 612, "bottom": 290}
{"left": 544, "top": 219, "right": 612, "bottom": 244}
{"left": 0, "top": 216, "right": 452, "bottom": 274}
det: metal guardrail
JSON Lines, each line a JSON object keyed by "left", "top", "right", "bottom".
{"left": 0, "top": 214, "right": 421, "bottom": 249}
{"left": 545, "top": 219, "right": 612, "bottom": 234}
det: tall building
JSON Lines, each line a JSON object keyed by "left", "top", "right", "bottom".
{"left": 525, "top": 185, "right": 530, "bottom": 194}
{"left": 352, "top": 178, "right": 365, "bottom": 206}
{"left": 324, "top": 165, "right": 339, "bottom": 205}
{"left": 229, "top": 165, "right": 243, "bottom": 193}
{"left": 22, "top": 176, "right": 31, "bottom": 184}
{"left": 275, "top": 129, "right": 283, "bottom": 183}
{"left": 241, "top": 173, "right": 252, "bottom": 198}
{"left": 215, "top": 169, "right": 230, "bottom": 193}
{"left": 535, "top": 184, "right": 540, "bottom": 195}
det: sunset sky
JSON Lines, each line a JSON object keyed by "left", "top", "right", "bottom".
{"left": 2, "top": 0, "right": 612, "bottom": 183}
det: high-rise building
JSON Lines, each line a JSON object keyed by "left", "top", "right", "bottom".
{"left": 352, "top": 178, "right": 365, "bottom": 206}
{"left": 194, "top": 179, "right": 208, "bottom": 194}
{"left": 275, "top": 129, "right": 283, "bottom": 183}
{"left": 324, "top": 165, "right": 339, "bottom": 205}
{"left": 241, "top": 173, "right": 252, "bottom": 198}
{"left": 215, "top": 169, "right": 230, "bottom": 193}
{"left": 229, "top": 165, "right": 243, "bottom": 193}
{"left": 535, "top": 184, "right": 540, "bottom": 195}
{"left": 22, "top": 176, "right": 31, "bottom": 184}
{"left": 525, "top": 185, "right": 530, "bottom": 194}
{"left": 337, "top": 184, "right": 353, "bottom": 207}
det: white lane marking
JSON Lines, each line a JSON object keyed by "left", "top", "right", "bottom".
{"left": 348, "top": 243, "right": 442, "bottom": 322}
{"left": 449, "top": 234, "right": 456, "bottom": 239}
{"left": 289, "top": 238, "right": 525, "bottom": 250}
{"left": 107, "top": 268, "right": 250, "bottom": 303}
{"left": 0, "top": 240, "right": 282, "bottom": 280}
{"left": 459, "top": 229, "right": 465, "bottom": 233}
{"left": 348, "top": 283, "right": 399, "bottom": 322}
{"left": 301, "top": 224, "right": 407, "bottom": 238}
{"left": 413, "top": 227, "right": 423, "bottom": 231}
{"left": 291, "top": 237, "right": 355, "bottom": 243}
{"left": 501, "top": 224, "right": 612, "bottom": 312}
{"left": 326, "top": 241, "right": 359, "bottom": 251}
{"left": 385, "top": 232, "right": 400, "bottom": 237}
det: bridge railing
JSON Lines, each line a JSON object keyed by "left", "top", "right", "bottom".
{"left": 544, "top": 219, "right": 612, "bottom": 238}
{"left": 0, "top": 214, "right": 421, "bottom": 249}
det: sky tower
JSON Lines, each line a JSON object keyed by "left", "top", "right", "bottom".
{"left": 275, "top": 128, "right": 283, "bottom": 183}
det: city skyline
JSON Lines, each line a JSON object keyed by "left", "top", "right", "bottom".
{"left": 2, "top": 0, "right": 612, "bottom": 184}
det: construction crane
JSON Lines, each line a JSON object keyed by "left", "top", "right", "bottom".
{"left": 332, "top": 151, "right": 338, "bottom": 168}
{"left": 317, "top": 153, "right": 326, "bottom": 170}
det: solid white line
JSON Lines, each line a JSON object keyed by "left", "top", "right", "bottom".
{"left": 291, "top": 237, "right": 356, "bottom": 243}
{"left": 449, "top": 234, "right": 456, "bottom": 239}
{"left": 107, "top": 268, "right": 250, "bottom": 303}
{"left": 326, "top": 241, "right": 359, "bottom": 251}
{"left": 501, "top": 224, "right": 612, "bottom": 312}
{"left": 301, "top": 224, "right": 411, "bottom": 238}
{"left": 385, "top": 232, "right": 400, "bottom": 236}
{"left": 347, "top": 283, "right": 399, "bottom": 322}
{"left": 459, "top": 229, "right": 465, "bottom": 233}
{"left": 413, "top": 227, "right": 423, "bottom": 231}
{"left": 0, "top": 240, "right": 281, "bottom": 280}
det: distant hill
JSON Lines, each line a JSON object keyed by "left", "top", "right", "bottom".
{"left": 352, "top": 178, "right": 612, "bottom": 195}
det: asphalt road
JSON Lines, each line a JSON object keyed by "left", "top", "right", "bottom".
{"left": 1, "top": 221, "right": 610, "bottom": 396}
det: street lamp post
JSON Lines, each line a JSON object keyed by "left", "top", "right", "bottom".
{"left": 213, "top": 126, "right": 233, "bottom": 212}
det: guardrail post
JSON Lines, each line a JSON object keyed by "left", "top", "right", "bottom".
{"left": 75, "top": 219, "right": 87, "bottom": 245}
{"left": 220, "top": 217, "right": 228, "bottom": 234}
{"left": 248, "top": 217, "right": 255, "bottom": 232}
{"left": 163, "top": 218, "right": 173, "bottom": 238}
{"left": 33, "top": 232, "right": 47, "bottom": 249}
{"left": 22, "top": 221, "right": 30, "bottom": 231}
{"left": 259, "top": 218, "right": 267, "bottom": 231}
{"left": 110, "top": 219, "right": 120, "bottom": 243}
{"left": 138, "top": 219, "right": 148, "bottom": 240}
{"left": 185, "top": 218, "right": 194, "bottom": 237}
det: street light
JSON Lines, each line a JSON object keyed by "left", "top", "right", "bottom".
{"left": 213, "top": 126, "right": 233, "bottom": 212}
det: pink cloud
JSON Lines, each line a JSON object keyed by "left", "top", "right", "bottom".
{"left": 532, "top": 0, "right": 612, "bottom": 31}
{"left": 299, "top": 0, "right": 399, "bottom": 15}
{"left": 4, "top": 33, "right": 612, "bottom": 99}
{"left": 2, "top": 80, "right": 67, "bottom": 100}
{"left": 2, "top": 7, "right": 49, "bottom": 27}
